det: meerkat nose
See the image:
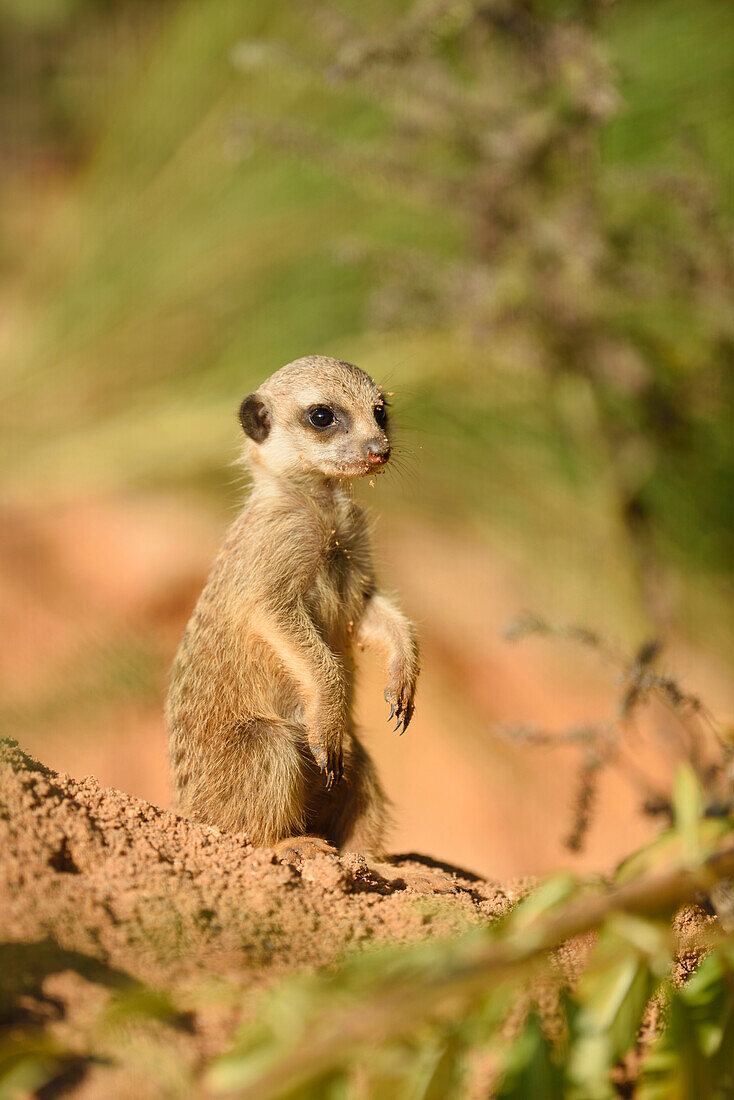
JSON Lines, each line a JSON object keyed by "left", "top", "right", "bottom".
{"left": 365, "top": 441, "right": 391, "bottom": 466}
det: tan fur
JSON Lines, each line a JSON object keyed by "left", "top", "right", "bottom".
{"left": 166, "top": 356, "right": 419, "bottom": 857}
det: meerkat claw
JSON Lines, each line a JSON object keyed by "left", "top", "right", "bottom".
{"left": 393, "top": 695, "right": 415, "bottom": 734}
{"left": 318, "top": 747, "right": 344, "bottom": 790}
{"left": 385, "top": 677, "right": 416, "bottom": 735}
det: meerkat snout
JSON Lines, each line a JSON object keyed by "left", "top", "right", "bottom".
{"left": 365, "top": 439, "right": 391, "bottom": 466}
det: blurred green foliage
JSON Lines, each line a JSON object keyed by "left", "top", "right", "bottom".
{"left": 1, "top": 0, "right": 733, "bottom": 637}
{"left": 162, "top": 769, "right": 734, "bottom": 1098}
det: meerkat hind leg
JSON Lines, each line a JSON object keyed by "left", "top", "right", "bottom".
{"left": 220, "top": 718, "right": 314, "bottom": 846}
{"left": 235, "top": 721, "right": 337, "bottom": 862}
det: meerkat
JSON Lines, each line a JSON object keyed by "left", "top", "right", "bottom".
{"left": 166, "top": 355, "right": 419, "bottom": 860}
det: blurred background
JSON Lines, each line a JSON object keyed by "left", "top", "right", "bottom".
{"left": 1, "top": 0, "right": 733, "bottom": 880}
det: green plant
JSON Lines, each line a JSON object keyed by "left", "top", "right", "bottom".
{"left": 203, "top": 768, "right": 734, "bottom": 1098}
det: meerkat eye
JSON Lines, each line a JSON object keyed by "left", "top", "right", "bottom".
{"left": 308, "top": 405, "right": 335, "bottom": 429}
{"left": 373, "top": 404, "right": 388, "bottom": 429}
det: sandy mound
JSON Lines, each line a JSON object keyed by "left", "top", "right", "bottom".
{"left": 0, "top": 737, "right": 515, "bottom": 988}
{"left": 0, "top": 736, "right": 525, "bottom": 1095}
{"left": 0, "top": 737, "right": 529, "bottom": 1098}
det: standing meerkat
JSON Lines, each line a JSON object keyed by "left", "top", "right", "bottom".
{"left": 166, "top": 355, "right": 419, "bottom": 859}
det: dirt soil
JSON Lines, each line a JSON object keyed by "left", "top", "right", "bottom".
{"left": 0, "top": 736, "right": 528, "bottom": 1098}
{"left": 0, "top": 738, "right": 716, "bottom": 1100}
{"left": 0, "top": 736, "right": 520, "bottom": 982}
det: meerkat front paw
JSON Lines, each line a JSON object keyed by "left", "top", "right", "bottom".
{"left": 308, "top": 733, "right": 344, "bottom": 789}
{"left": 384, "top": 671, "right": 416, "bottom": 734}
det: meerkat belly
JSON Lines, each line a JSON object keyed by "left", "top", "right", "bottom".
{"left": 307, "top": 540, "right": 366, "bottom": 653}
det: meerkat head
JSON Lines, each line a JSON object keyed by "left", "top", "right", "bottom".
{"left": 239, "top": 355, "right": 391, "bottom": 482}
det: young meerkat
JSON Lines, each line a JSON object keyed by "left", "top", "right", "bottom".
{"left": 166, "top": 355, "right": 419, "bottom": 859}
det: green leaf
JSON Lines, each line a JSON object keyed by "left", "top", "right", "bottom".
{"left": 102, "top": 986, "right": 184, "bottom": 1028}
{"left": 582, "top": 954, "right": 651, "bottom": 1051}
{"left": 508, "top": 875, "right": 578, "bottom": 937}
{"left": 496, "top": 1012, "right": 564, "bottom": 1100}
{"left": 0, "top": 1036, "right": 76, "bottom": 1100}
{"left": 672, "top": 764, "right": 705, "bottom": 864}
{"left": 414, "top": 1034, "right": 465, "bottom": 1100}
{"left": 605, "top": 913, "right": 671, "bottom": 977}
{"left": 678, "top": 952, "right": 734, "bottom": 1058}
{"left": 615, "top": 817, "right": 730, "bottom": 884}
{"left": 567, "top": 935, "right": 655, "bottom": 1100}
{"left": 639, "top": 947, "right": 734, "bottom": 1100}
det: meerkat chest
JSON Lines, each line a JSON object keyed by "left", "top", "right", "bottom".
{"left": 308, "top": 509, "right": 371, "bottom": 635}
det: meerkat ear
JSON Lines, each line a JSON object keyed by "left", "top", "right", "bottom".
{"left": 239, "top": 393, "right": 271, "bottom": 443}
